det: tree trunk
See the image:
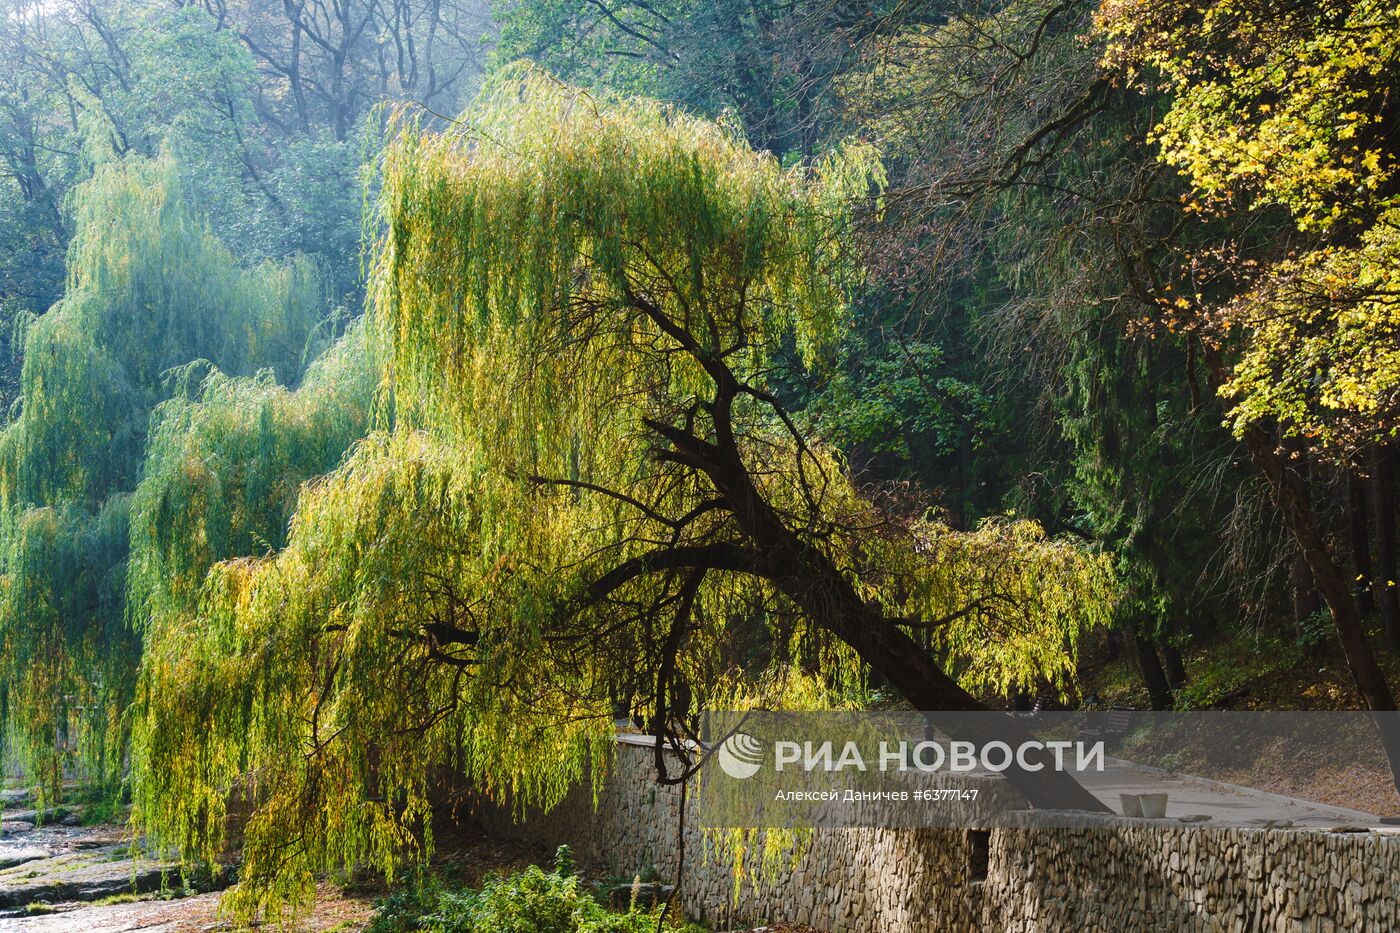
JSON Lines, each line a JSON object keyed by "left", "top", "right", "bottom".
{"left": 1291, "top": 551, "right": 1321, "bottom": 621}
{"left": 1182, "top": 343, "right": 1400, "bottom": 795}
{"left": 1292, "top": 548, "right": 1324, "bottom": 656}
{"left": 1350, "top": 471, "right": 1375, "bottom": 614}
{"left": 1159, "top": 602, "right": 1188, "bottom": 688}
{"left": 1241, "top": 425, "right": 1392, "bottom": 706}
{"left": 1235, "top": 423, "right": 1400, "bottom": 796}
{"left": 1160, "top": 641, "right": 1187, "bottom": 690}
{"left": 1372, "top": 444, "right": 1400, "bottom": 652}
{"left": 1283, "top": 437, "right": 1323, "bottom": 649}
{"left": 958, "top": 426, "right": 973, "bottom": 530}
{"left": 776, "top": 558, "right": 1106, "bottom": 810}
{"left": 1103, "top": 627, "right": 1123, "bottom": 661}
{"left": 685, "top": 418, "right": 1110, "bottom": 813}
{"left": 1134, "top": 633, "right": 1173, "bottom": 710}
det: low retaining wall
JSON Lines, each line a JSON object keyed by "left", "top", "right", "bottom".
{"left": 476, "top": 738, "right": 1400, "bottom": 931}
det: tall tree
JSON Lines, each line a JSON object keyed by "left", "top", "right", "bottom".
{"left": 1097, "top": 0, "right": 1400, "bottom": 764}
{"left": 134, "top": 69, "right": 1116, "bottom": 920}
{"left": 490, "top": 0, "right": 901, "bottom": 158}
{"left": 0, "top": 0, "right": 493, "bottom": 314}
{"left": 0, "top": 152, "right": 328, "bottom": 791}
{"left": 835, "top": 0, "right": 1260, "bottom": 704}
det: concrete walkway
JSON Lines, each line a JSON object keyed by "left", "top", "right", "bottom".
{"left": 1079, "top": 756, "right": 1398, "bottom": 830}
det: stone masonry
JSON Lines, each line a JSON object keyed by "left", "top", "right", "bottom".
{"left": 476, "top": 737, "right": 1400, "bottom": 931}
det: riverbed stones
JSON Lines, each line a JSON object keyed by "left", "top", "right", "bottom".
{"left": 0, "top": 848, "right": 46, "bottom": 871}
{"left": 0, "top": 844, "right": 177, "bottom": 909}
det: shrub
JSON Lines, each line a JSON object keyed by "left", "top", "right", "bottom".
{"left": 366, "top": 847, "right": 692, "bottom": 933}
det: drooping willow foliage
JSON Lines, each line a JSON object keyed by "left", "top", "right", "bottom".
{"left": 879, "top": 518, "right": 1116, "bottom": 697}
{"left": 0, "top": 497, "right": 131, "bottom": 794}
{"left": 127, "top": 322, "right": 375, "bottom": 644}
{"left": 0, "top": 154, "right": 322, "bottom": 509}
{"left": 129, "top": 66, "right": 1114, "bottom": 921}
{"left": 0, "top": 151, "right": 330, "bottom": 792}
{"left": 133, "top": 429, "right": 616, "bottom": 917}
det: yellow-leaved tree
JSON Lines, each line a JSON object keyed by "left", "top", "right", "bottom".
{"left": 1096, "top": 0, "right": 1400, "bottom": 760}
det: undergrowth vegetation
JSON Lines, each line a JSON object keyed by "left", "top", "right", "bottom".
{"left": 366, "top": 848, "right": 702, "bottom": 933}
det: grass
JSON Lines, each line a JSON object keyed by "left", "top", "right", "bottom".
{"left": 88, "top": 887, "right": 194, "bottom": 906}
{"left": 1162, "top": 632, "right": 1303, "bottom": 710}
{"left": 93, "top": 891, "right": 164, "bottom": 906}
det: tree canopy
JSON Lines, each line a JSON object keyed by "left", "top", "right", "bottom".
{"left": 9, "top": 0, "right": 1400, "bottom": 921}
{"left": 0, "top": 151, "right": 332, "bottom": 793}
{"left": 1098, "top": 0, "right": 1400, "bottom": 456}
{"left": 125, "top": 67, "right": 1113, "bottom": 918}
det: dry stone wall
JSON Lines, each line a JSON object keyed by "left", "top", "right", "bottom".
{"left": 475, "top": 738, "right": 1400, "bottom": 931}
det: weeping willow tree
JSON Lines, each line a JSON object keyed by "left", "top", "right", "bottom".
{"left": 368, "top": 68, "right": 1114, "bottom": 732}
{"left": 127, "top": 322, "right": 374, "bottom": 644}
{"left": 0, "top": 151, "right": 330, "bottom": 792}
{"left": 132, "top": 66, "right": 1115, "bottom": 920}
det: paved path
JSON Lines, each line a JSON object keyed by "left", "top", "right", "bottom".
{"left": 1080, "top": 756, "right": 1397, "bottom": 831}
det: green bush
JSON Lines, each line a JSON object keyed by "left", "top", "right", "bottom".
{"left": 367, "top": 847, "right": 694, "bottom": 933}
{"left": 426, "top": 865, "right": 640, "bottom": 933}
{"left": 365, "top": 884, "right": 443, "bottom": 933}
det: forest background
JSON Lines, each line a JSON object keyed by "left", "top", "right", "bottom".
{"left": 2, "top": 0, "right": 1400, "bottom": 915}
